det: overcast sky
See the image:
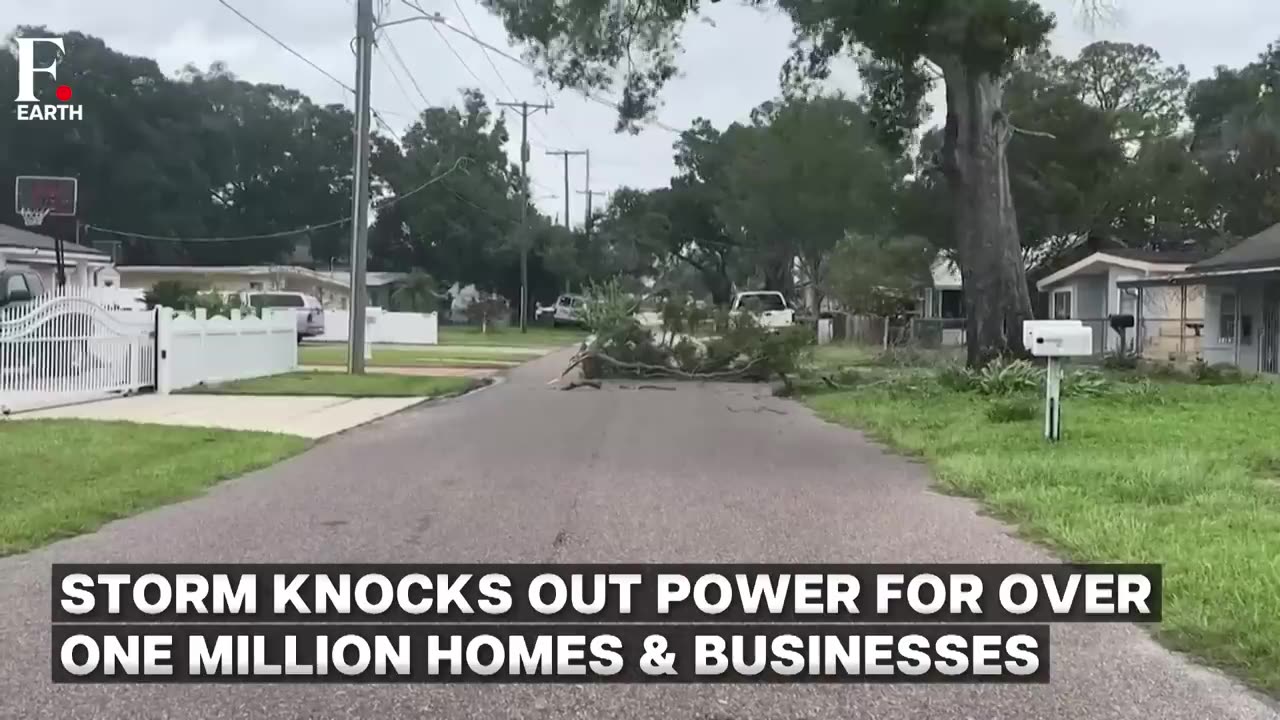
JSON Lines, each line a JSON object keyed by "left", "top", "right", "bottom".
{"left": 7, "top": 0, "right": 1280, "bottom": 224}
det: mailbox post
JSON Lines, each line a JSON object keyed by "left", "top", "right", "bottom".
{"left": 1023, "top": 320, "right": 1094, "bottom": 442}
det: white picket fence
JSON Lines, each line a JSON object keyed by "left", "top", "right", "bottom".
{"left": 1, "top": 287, "right": 157, "bottom": 414}
{"left": 164, "top": 308, "right": 298, "bottom": 392}
{"left": 314, "top": 308, "right": 439, "bottom": 345}
{"left": 1, "top": 289, "right": 298, "bottom": 414}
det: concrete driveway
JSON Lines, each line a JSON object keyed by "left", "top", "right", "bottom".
{"left": 8, "top": 393, "right": 425, "bottom": 438}
{"left": 0, "top": 349, "right": 1276, "bottom": 719}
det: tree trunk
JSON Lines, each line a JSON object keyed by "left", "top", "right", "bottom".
{"left": 939, "top": 63, "right": 1034, "bottom": 368}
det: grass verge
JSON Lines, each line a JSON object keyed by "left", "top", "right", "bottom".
{"left": 0, "top": 420, "right": 308, "bottom": 555}
{"left": 804, "top": 377, "right": 1280, "bottom": 694}
{"left": 181, "top": 372, "right": 479, "bottom": 398}
{"left": 439, "top": 325, "right": 587, "bottom": 348}
{"left": 299, "top": 345, "right": 536, "bottom": 368}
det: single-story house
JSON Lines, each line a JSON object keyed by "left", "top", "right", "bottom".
{"left": 1120, "top": 222, "right": 1280, "bottom": 375}
{"left": 0, "top": 223, "right": 119, "bottom": 289}
{"left": 114, "top": 265, "right": 409, "bottom": 310}
{"left": 1036, "top": 247, "right": 1210, "bottom": 357}
{"left": 918, "top": 256, "right": 966, "bottom": 346}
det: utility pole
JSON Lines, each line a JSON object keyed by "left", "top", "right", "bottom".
{"left": 545, "top": 149, "right": 585, "bottom": 231}
{"left": 497, "top": 100, "right": 552, "bottom": 332}
{"left": 347, "top": 0, "right": 375, "bottom": 373}
{"left": 577, "top": 189, "right": 607, "bottom": 243}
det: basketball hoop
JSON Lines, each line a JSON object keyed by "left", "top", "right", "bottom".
{"left": 18, "top": 206, "right": 51, "bottom": 227}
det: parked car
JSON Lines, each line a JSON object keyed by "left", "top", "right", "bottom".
{"left": 552, "top": 293, "right": 587, "bottom": 327}
{"left": 730, "top": 291, "right": 795, "bottom": 330}
{"left": 0, "top": 265, "right": 46, "bottom": 309}
{"left": 241, "top": 291, "right": 325, "bottom": 342}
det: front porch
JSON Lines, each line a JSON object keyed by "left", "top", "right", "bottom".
{"left": 1120, "top": 269, "right": 1280, "bottom": 374}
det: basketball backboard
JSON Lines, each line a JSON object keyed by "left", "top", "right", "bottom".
{"left": 15, "top": 175, "right": 78, "bottom": 217}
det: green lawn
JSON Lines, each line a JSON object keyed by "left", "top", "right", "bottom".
{"left": 0, "top": 420, "right": 308, "bottom": 555}
{"left": 299, "top": 345, "right": 540, "bottom": 368}
{"left": 439, "top": 325, "right": 587, "bottom": 348}
{"left": 803, "top": 372, "right": 1280, "bottom": 694}
{"left": 182, "top": 371, "right": 479, "bottom": 398}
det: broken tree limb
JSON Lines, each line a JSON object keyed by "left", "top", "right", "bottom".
{"left": 562, "top": 349, "right": 767, "bottom": 382}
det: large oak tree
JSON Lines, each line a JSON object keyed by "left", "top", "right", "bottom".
{"left": 480, "top": 0, "right": 1099, "bottom": 365}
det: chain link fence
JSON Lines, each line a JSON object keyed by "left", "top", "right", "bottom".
{"left": 832, "top": 314, "right": 1205, "bottom": 362}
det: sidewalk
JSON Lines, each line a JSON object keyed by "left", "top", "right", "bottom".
{"left": 9, "top": 393, "right": 425, "bottom": 439}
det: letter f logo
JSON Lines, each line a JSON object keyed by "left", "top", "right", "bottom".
{"left": 15, "top": 37, "right": 65, "bottom": 103}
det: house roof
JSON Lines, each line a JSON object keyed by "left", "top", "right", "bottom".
{"left": 0, "top": 223, "right": 109, "bottom": 258}
{"left": 115, "top": 264, "right": 410, "bottom": 288}
{"left": 1191, "top": 223, "right": 1280, "bottom": 271}
{"left": 1036, "top": 250, "right": 1205, "bottom": 292}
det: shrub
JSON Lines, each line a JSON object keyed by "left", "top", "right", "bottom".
{"left": 937, "top": 365, "right": 977, "bottom": 392}
{"left": 985, "top": 399, "right": 1038, "bottom": 424}
{"left": 1192, "top": 360, "right": 1251, "bottom": 385}
{"left": 1062, "top": 369, "right": 1110, "bottom": 397}
{"left": 974, "top": 359, "right": 1042, "bottom": 396}
{"left": 1102, "top": 350, "right": 1139, "bottom": 371}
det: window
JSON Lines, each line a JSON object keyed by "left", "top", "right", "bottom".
{"left": 248, "top": 293, "right": 305, "bottom": 308}
{"left": 1052, "top": 290, "right": 1073, "bottom": 319}
{"left": 1242, "top": 315, "right": 1254, "bottom": 346}
{"left": 5, "top": 274, "right": 29, "bottom": 297}
{"left": 1220, "top": 293, "right": 1238, "bottom": 344}
{"left": 740, "top": 294, "right": 786, "bottom": 312}
{"left": 249, "top": 282, "right": 263, "bottom": 291}
{"left": 938, "top": 289, "right": 964, "bottom": 319}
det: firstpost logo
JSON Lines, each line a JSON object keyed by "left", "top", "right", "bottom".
{"left": 14, "top": 37, "right": 84, "bottom": 121}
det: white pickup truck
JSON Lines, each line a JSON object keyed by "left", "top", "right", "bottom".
{"left": 730, "top": 291, "right": 794, "bottom": 329}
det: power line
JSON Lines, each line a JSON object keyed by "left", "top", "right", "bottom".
{"left": 86, "top": 157, "right": 470, "bottom": 243}
{"left": 449, "top": 0, "right": 515, "bottom": 100}
{"left": 379, "top": 28, "right": 433, "bottom": 109}
{"left": 374, "top": 36, "right": 422, "bottom": 115}
{"left": 385, "top": 2, "right": 681, "bottom": 135}
{"left": 216, "top": 0, "right": 352, "bottom": 94}
{"left": 216, "top": 0, "right": 400, "bottom": 136}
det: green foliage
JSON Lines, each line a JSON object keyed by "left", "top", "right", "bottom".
{"left": 1102, "top": 351, "right": 1140, "bottom": 371}
{"left": 576, "top": 288, "right": 813, "bottom": 382}
{"left": 974, "top": 359, "right": 1043, "bottom": 396}
{"left": 390, "top": 271, "right": 441, "bottom": 314}
{"left": 143, "top": 281, "right": 199, "bottom": 310}
{"left": 985, "top": 399, "right": 1038, "bottom": 424}
{"left": 936, "top": 359, "right": 1112, "bottom": 398}
{"left": 1191, "top": 360, "right": 1252, "bottom": 386}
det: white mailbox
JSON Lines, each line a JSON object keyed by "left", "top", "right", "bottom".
{"left": 1024, "top": 320, "right": 1093, "bottom": 358}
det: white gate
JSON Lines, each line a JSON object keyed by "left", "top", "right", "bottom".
{"left": 0, "top": 289, "right": 157, "bottom": 414}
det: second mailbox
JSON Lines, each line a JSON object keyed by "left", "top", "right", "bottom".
{"left": 1024, "top": 320, "right": 1093, "bottom": 358}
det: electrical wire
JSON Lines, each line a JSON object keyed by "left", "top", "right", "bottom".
{"left": 374, "top": 33, "right": 424, "bottom": 114}
{"left": 216, "top": 0, "right": 400, "bottom": 136}
{"left": 389, "top": 1, "right": 681, "bottom": 134}
{"left": 86, "top": 157, "right": 470, "bottom": 243}
{"left": 449, "top": 0, "right": 515, "bottom": 100}
{"left": 379, "top": 29, "right": 433, "bottom": 109}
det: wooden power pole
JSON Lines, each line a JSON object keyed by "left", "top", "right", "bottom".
{"left": 497, "top": 100, "right": 553, "bottom": 332}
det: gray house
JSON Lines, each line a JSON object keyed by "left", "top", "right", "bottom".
{"left": 1119, "top": 223, "right": 1280, "bottom": 374}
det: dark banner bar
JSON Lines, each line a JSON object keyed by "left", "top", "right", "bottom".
{"left": 52, "top": 563, "right": 1161, "bottom": 624}
{"left": 52, "top": 624, "right": 1050, "bottom": 684}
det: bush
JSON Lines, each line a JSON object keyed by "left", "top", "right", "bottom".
{"left": 1102, "top": 350, "right": 1139, "bottom": 371}
{"left": 937, "top": 365, "right": 977, "bottom": 392}
{"left": 985, "top": 399, "right": 1038, "bottom": 424}
{"left": 1062, "top": 369, "right": 1110, "bottom": 397}
{"left": 1192, "top": 360, "right": 1251, "bottom": 385}
{"left": 974, "top": 359, "right": 1042, "bottom": 396}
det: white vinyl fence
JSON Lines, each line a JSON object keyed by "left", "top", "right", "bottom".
{"left": 1, "top": 290, "right": 299, "bottom": 414}
{"left": 314, "top": 308, "right": 439, "bottom": 345}
{"left": 163, "top": 308, "right": 298, "bottom": 392}
{"left": 1, "top": 287, "right": 157, "bottom": 414}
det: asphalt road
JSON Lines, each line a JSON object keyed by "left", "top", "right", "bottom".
{"left": 1, "top": 349, "right": 1276, "bottom": 719}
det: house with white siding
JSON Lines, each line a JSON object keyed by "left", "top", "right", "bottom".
{"left": 1120, "top": 222, "right": 1280, "bottom": 374}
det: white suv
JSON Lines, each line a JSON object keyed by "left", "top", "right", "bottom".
{"left": 242, "top": 291, "right": 325, "bottom": 341}
{"left": 552, "top": 293, "right": 587, "bottom": 327}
